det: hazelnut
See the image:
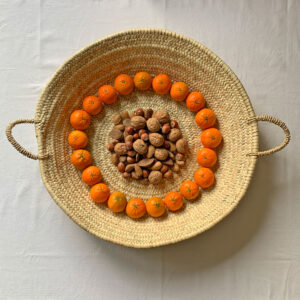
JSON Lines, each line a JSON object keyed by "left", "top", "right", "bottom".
{"left": 146, "top": 118, "right": 160, "bottom": 132}
{"left": 123, "top": 118, "right": 131, "bottom": 127}
{"left": 148, "top": 171, "right": 163, "bottom": 184}
{"left": 144, "top": 108, "right": 153, "bottom": 119}
{"left": 113, "top": 114, "right": 122, "bottom": 125}
{"left": 114, "top": 143, "right": 127, "bottom": 155}
{"left": 123, "top": 172, "right": 131, "bottom": 179}
{"left": 125, "top": 141, "right": 133, "bottom": 150}
{"left": 176, "top": 138, "right": 188, "bottom": 153}
{"left": 164, "top": 140, "right": 170, "bottom": 149}
{"left": 136, "top": 108, "right": 144, "bottom": 116}
{"left": 142, "top": 169, "right": 149, "bottom": 178}
{"left": 118, "top": 162, "right": 125, "bottom": 173}
{"left": 125, "top": 126, "right": 134, "bottom": 135}
{"left": 119, "top": 155, "right": 127, "bottom": 163}
{"left": 109, "top": 128, "right": 123, "bottom": 141}
{"left": 151, "top": 161, "right": 162, "bottom": 171}
{"left": 161, "top": 123, "right": 171, "bottom": 134}
{"left": 176, "top": 153, "right": 185, "bottom": 161}
{"left": 160, "top": 165, "right": 169, "bottom": 174}
{"left": 141, "top": 133, "right": 149, "bottom": 141}
{"left": 125, "top": 164, "right": 135, "bottom": 172}
{"left": 170, "top": 120, "right": 179, "bottom": 128}
{"left": 107, "top": 143, "right": 114, "bottom": 152}
{"left": 111, "top": 153, "right": 119, "bottom": 165}
{"left": 168, "top": 128, "right": 182, "bottom": 142}
{"left": 139, "top": 129, "right": 146, "bottom": 137}
{"left": 133, "top": 139, "right": 148, "bottom": 154}
{"left": 164, "top": 170, "right": 173, "bottom": 179}
{"left": 125, "top": 135, "right": 133, "bottom": 143}
{"left": 131, "top": 116, "right": 146, "bottom": 130}
{"left": 120, "top": 110, "right": 130, "bottom": 119}
{"left": 134, "top": 164, "right": 143, "bottom": 177}
{"left": 149, "top": 133, "right": 164, "bottom": 147}
{"left": 114, "top": 124, "right": 125, "bottom": 131}
{"left": 155, "top": 148, "right": 169, "bottom": 161}
{"left": 152, "top": 109, "right": 170, "bottom": 124}
{"left": 127, "top": 150, "right": 136, "bottom": 157}
{"left": 147, "top": 145, "right": 155, "bottom": 158}
{"left": 172, "top": 163, "right": 180, "bottom": 173}
{"left": 133, "top": 133, "right": 139, "bottom": 140}
{"left": 127, "top": 156, "right": 135, "bottom": 164}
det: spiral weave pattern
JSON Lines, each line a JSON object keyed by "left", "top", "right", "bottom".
{"left": 34, "top": 29, "right": 258, "bottom": 248}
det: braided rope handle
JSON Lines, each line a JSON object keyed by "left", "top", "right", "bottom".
{"left": 6, "top": 119, "right": 49, "bottom": 160}
{"left": 248, "top": 115, "right": 291, "bottom": 157}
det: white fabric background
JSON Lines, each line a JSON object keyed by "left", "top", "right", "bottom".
{"left": 1, "top": 0, "right": 300, "bottom": 299}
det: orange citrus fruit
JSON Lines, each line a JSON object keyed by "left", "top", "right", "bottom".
{"left": 126, "top": 198, "right": 146, "bottom": 219}
{"left": 90, "top": 183, "right": 110, "bottom": 203}
{"left": 71, "top": 149, "right": 92, "bottom": 170}
{"left": 82, "top": 166, "right": 102, "bottom": 186}
{"left": 196, "top": 148, "right": 217, "bottom": 167}
{"left": 186, "top": 91, "right": 205, "bottom": 112}
{"left": 98, "top": 85, "right": 118, "bottom": 104}
{"left": 152, "top": 74, "right": 172, "bottom": 94}
{"left": 194, "top": 167, "right": 215, "bottom": 189}
{"left": 170, "top": 81, "right": 189, "bottom": 101}
{"left": 68, "top": 130, "right": 88, "bottom": 149}
{"left": 108, "top": 192, "right": 127, "bottom": 213}
{"left": 70, "top": 110, "right": 91, "bottom": 130}
{"left": 180, "top": 180, "right": 200, "bottom": 200}
{"left": 134, "top": 72, "right": 152, "bottom": 91}
{"left": 164, "top": 191, "right": 184, "bottom": 212}
{"left": 146, "top": 197, "right": 166, "bottom": 218}
{"left": 201, "top": 128, "right": 222, "bottom": 148}
{"left": 114, "top": 74, "right": 134, "bottom": 95}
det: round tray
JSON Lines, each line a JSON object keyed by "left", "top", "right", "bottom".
{"left": 6, "top": 29, "right": 290, "bottom": 248}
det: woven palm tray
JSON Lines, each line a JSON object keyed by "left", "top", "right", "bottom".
{"left": 6, "top": 29, "right": 290, "bottom": 248}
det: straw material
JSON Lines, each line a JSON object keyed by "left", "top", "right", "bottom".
{"left": 9, "top": 29, "right": 272, "bottom": 247}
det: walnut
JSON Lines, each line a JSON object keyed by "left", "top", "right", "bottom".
{"left": 154, "top": 148, "right": 169, "bottom": 161}
{"left": 146, "top": 118, "right": 160, "bottom": 132}
{"left": 133, "top": 139, "right": 148, "bottom": 154}
{"left": 149, "top": 133, "right": 164, "bottom": 147}
{"left": 176, "top": 138, "right": 188, "bottom": 153}
{"left": 114, "top": 143, "right": 127, "bottom": 155}
{"left": 152, "top": 109, "right": 170, "bottom": 124}
{"left": 131, "top": 116, "right": 146, "bottom": 130}
{"left": 148, "top": 171, "right": 163, "bottom": 184}
{"left": 168, "top": 128, "right": 182, "bottom": 142}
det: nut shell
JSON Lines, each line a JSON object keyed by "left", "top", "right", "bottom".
{"left": 133, "top": 139, "right": 148, "bottom": 155}
{"left": 114, "top": 143, "right": 127, "bottom": 155}
{"left": 148, "top": 171, "right": 163, "bottom": 184}
{"left": 146, "top": 118, "right": 160, "bottom": 132}
{"left": 149, "top": 133, "right": 164, "bottom": 147}
{"left": 131, "top": 116, "right": 146, "bottom": 130}
{"left": 168, "top": 128, "right": 182, "bottom": 142}
{"left": 176, "top": 138, "right": 189, "bottom": 153}
{"left": 152, "top": 109, "right": 170, "bottom": 124}
{"left": 154, "top": 148, "right": 169, "bottom": 161}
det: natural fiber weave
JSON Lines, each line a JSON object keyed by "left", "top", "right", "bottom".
{"left": 6, "top": 29, "right": 290, "bottom": 247}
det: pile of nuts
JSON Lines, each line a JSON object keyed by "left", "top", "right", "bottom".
{"left": 108, "top": 108, "right": 188, "bottom": 184}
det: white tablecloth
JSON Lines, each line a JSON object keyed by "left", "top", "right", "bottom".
{"left": 1, "top": 1, "right": 299, "bottom": 299}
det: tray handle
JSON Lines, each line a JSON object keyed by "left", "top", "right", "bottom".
{"left": 247, "top": 115, "right": 290, "bottom": 157}
{"left": 6, "top": 119, "right": 49, "bottom": 160}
